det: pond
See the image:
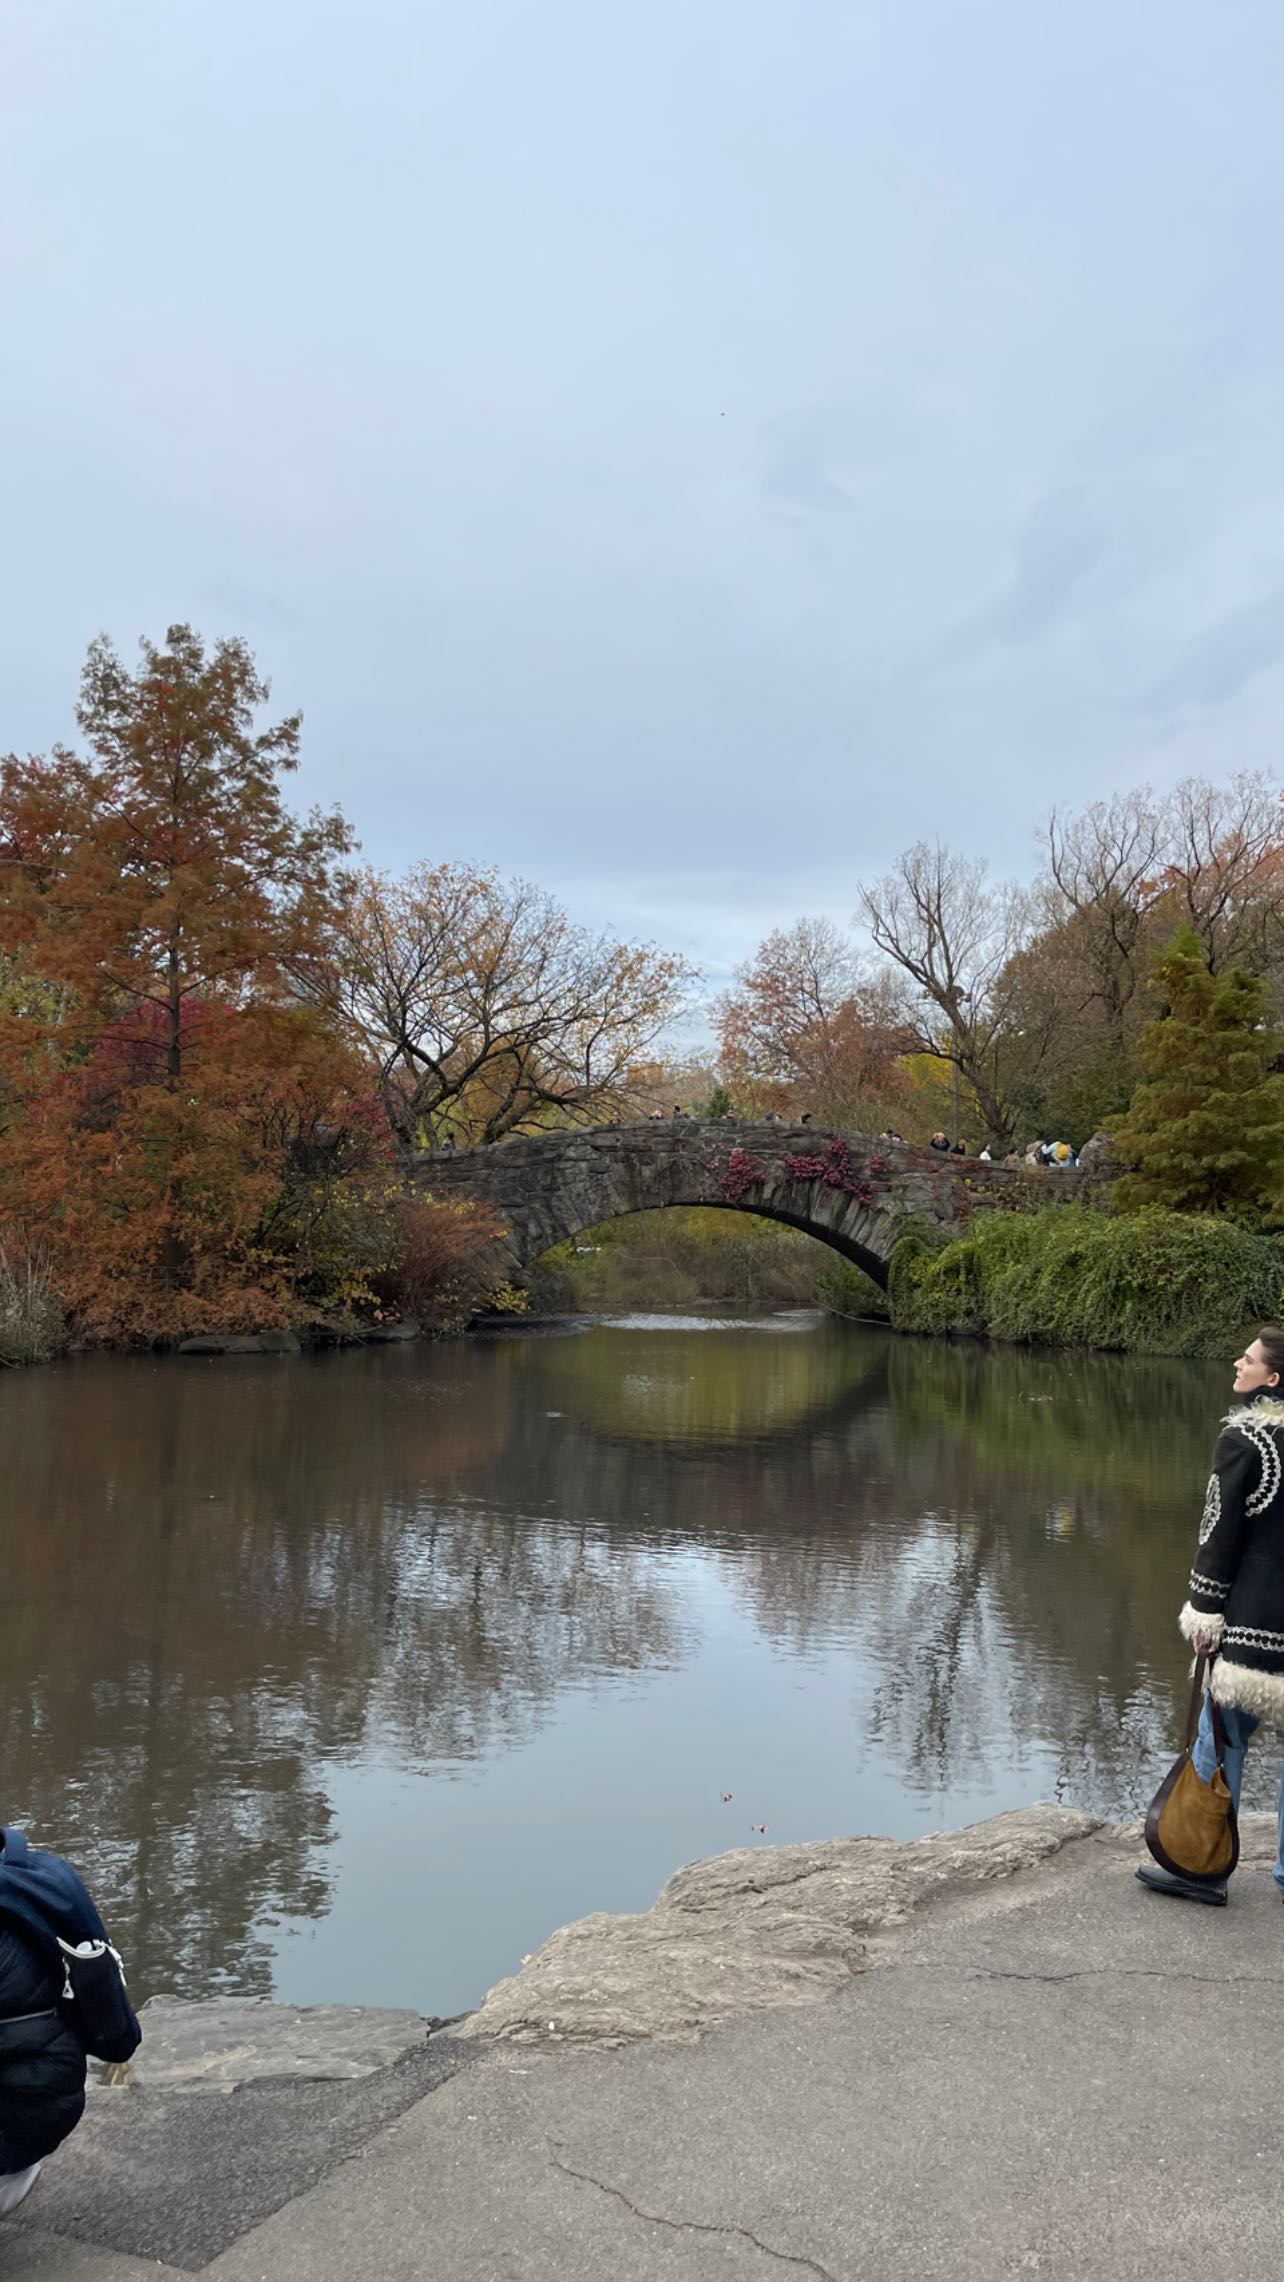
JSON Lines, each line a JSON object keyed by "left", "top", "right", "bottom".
{"left": 0, "top": 1314, "right": 1243, "bottom": 2018}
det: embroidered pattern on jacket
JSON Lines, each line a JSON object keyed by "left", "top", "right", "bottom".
{"left": 1189, "top": 1570, "right": 1230, "bottom": 1601}
{"left": 1226, "top": 1416, "right": 1282, "bottom": 1515}
{"left": 1198, "top": 1475, "right": 1221, "bottom": 1545}
{"left": 1224, "top": 1624, "right": 1284, "bottom": 1652}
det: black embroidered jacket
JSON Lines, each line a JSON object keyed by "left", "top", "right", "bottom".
{"left": 1181, "top": 1391, "right": 1284, "bottom": 1721}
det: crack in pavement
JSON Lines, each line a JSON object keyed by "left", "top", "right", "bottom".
{"left": 547, "top": 2140, "right": 838, "bottom": 2280}
{"left": 901, "top": 1962, "right": 1284, "bottom": 1987}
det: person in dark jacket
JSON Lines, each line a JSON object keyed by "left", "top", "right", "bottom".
{"left": 1137, "top": 1326, "right": 1284, "bottom": 1906}
{"left": 0, "top": 1919, "right": 86, "bottom": 2213}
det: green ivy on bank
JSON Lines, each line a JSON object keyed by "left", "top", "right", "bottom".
{"left": 887, "top": 1204, "right": 1284, "bottom": 1358}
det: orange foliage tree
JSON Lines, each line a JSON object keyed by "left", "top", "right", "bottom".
{"left": 321, "top": 862, "right": 695, "bottom": 1147}
{"left": 0, "top": 626, "right": 391, "bottom": 1340}
{"left": 715, "top": 918, "right": 910, "bottom": 1126}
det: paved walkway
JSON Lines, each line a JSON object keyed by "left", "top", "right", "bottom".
{"left": 5, "top": 1816, "right": 1284, "bottom": 2281}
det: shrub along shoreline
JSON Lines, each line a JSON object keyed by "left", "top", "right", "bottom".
{"left": 886, "top": 1205, "right": 1284, "bottom": 1359}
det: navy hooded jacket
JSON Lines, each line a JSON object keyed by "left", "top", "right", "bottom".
{"left": 0, "top": 1920, "right": 85, "bottom": 2171}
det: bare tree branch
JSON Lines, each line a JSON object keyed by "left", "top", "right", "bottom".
{"left": 311, "top": 863, "right": 696, "bottom": 1147}
{"left": 857, "top": 844, "right": 1033, "bottom": 1141}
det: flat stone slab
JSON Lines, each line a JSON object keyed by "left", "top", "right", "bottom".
{"left": 26, "top": 2029, "right": 477, "bottom": 2272}
{"left": 114, "top": 1998, "right": 432, "bottom": 2093}
{"left": 462, "top": 1801, "right": 1100, "bottom": 2046}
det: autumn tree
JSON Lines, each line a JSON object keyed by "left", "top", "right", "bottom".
{"left": 988, "top": 777, "right": 1284, "bottom": 1145}
{"left": 620, "top": 1057, "right": 720, "bottom": 1118}
{"left": 1043, "top": 790, "right": 1166, "bottom": 1063}
{"left": 320, "top": 862, "right": 694, "bottom": 1147}
{"left": 0, "top": 626, "right": 384, "bottom": 1337}
{"left": 1041, "top": 776, "right": 1284, "bottom": 1045}
{"left": 1108, "top": 930, "right": 1284, "bottom": 1216}
{"left": 1156, "top": 775, "right": 1284, "bottom": 979}
{"left": 715, "top": 917, "right": 909, "bottom": 1124}
{"left": 857, "top": 845, "right": 1033, "bottom": 1144}
{"left": 996, "top": 903, "right": 1145, "bottom": 1143}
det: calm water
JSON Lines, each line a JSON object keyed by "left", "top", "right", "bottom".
{"left": 0, "top": 1316, "right": 1244, "bottom": 2016}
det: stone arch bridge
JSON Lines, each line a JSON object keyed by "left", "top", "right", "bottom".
{"left": 412, "top": 1123, "right": 1086, "bottom": 1289}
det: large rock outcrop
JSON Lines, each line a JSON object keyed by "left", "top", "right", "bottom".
{"left": 462, "top": 1804, "right": 1100, "bottom": 2047}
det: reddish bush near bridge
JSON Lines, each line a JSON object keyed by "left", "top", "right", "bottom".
{"left": 376, "top": 1195, "right": 514, "bottom": 1333}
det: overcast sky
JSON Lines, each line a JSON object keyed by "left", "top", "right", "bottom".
{"left": 5, "top": 2, "right": 1284, "bottom": 1009}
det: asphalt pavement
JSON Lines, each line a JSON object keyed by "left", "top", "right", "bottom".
{"left": 6, "top": 1815, "right": 1284, "bottom": 2281}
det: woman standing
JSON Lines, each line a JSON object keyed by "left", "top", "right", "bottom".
{"left": 1138, "top": 1328, "right": 1284, "bottom": 1905}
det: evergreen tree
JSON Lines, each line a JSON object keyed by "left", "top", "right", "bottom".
{"left": 1108, "top": 929, "right": 1284, "bottom": 1216}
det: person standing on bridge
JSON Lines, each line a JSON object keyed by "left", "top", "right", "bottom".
{"left": 1137, "top": 1327, "right": 1284, "bottom": 1907}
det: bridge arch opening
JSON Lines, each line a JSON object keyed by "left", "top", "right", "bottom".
{"left": 525, "top": 1202, "right": 891, "bottom": 1314}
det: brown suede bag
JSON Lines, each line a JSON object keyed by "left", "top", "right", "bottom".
{"left": 1145, "top": 1651, "right": 1240, "bottom": 1883}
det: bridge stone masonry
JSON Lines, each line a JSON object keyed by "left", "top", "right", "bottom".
{"left": 411, "top": 1122, "right": 1094, "bottom": 1289}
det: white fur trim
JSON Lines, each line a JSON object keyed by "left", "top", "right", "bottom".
{"left": 1209, "top": 1657, "right": 1284, "bottom": 1725}
{"left": 1179, "top": 1602, "right": 1224, "bottom": 1647}
{"left": 1222, "top": 1397, "right": 1284, "bottom": 1428}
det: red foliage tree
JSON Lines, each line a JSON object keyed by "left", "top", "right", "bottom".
{"left": 0, "top": 627, "right": 386, "bottom": 1339}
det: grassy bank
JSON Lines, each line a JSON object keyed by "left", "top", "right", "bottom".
{"left": 528, "top": 1208, "right": 839, "bottom": 1313}
{"left": 889, "top": 1205, "right": 1284, "bottom": 1358}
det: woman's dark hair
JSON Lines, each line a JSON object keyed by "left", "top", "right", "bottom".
{"left": 1256, "top": 1326, "right": 1284, "bottom": 1384}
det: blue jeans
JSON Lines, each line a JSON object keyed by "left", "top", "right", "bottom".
{"left": 1191, "top": 1694, "right": 1284, "bottom": 1892}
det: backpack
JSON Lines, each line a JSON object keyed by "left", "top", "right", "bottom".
{"left": 0, "top": 1828, "right": 141, "bottom": 2065}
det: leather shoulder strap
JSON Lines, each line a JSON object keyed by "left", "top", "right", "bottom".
{"left": 1183, "top": 1654, "right": 1208, "bottom": 1749}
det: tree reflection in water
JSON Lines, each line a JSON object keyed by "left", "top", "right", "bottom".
{"left": 0, "top": 1324, "right": 1228, "bottom": 2003}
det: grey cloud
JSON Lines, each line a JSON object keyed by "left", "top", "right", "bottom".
{"left": 942, "top": 487, "right": 1108, "bottom": 655}
{"left": 1144, "top": 577, "right": 1284, "bottom": 726}
{"left": 761, "top": 420, "right": 855, "bottom": 517}
{"left": 760, "top": 391, "right": 918, "bottom": 519}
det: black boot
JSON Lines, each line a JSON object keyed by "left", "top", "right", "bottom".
{"left": 1135, "top": 1863, "right": 1228, "bottom": 1906}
